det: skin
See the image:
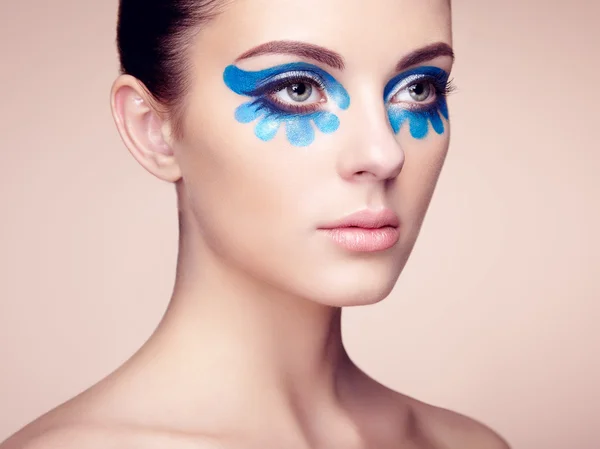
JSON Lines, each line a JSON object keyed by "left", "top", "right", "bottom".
{"left": 1, "top": 0, "right": 511, "bottom": 448}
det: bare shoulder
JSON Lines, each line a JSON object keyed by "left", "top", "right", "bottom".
{"left": 346, "top": 366, "right": 510, "bottom": 449}
{"left": 410, "top": 399, "right": 511, "bottom": 449}
{"left": 0, "top": 423, "right": 224, "bottom": 449}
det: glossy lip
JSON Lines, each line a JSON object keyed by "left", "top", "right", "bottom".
{"left": 317, "top": 208, "right": 401, "bottom": 252}
{"left": 317, "top": 208, "right": 400, "bottom": 230}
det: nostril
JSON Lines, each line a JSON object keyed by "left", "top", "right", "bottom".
{"left": 354, "top": 171, "right": 376, "bottom": 180}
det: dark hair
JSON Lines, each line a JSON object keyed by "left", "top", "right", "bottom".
{"left": 116, "top": 0, "right": 226, "bottom": 139}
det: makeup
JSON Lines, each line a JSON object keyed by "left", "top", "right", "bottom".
{"left": 383, "top": 66, "right": 451, "bottom": 139}
{"left": 223, "top": 62, "right": 350, "bottom": 147}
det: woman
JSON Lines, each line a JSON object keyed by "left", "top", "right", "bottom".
{"left": 2, "top": 0, "right": 510, "bottom": 447}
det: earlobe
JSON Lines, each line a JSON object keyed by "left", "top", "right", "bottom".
{"left": 110, "top": 74, "right": 182, "bottom": 182}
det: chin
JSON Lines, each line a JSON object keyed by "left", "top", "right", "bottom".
{"left": 310, "top": 278, "right": 399, "bottom": 308}
{"left": 295, "top": 257, "right": 409, "bottom": 308}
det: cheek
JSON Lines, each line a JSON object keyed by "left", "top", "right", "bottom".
{"left": 178, "top": 107, "right": 324, "bottom": 258}
{"left": 396, "top": 128, "right": 450, "bottom": 226}
{"left": 179, "top": 128, "right": 344, "bottom": 301}
{"left": 183, "top": 139, "right": 288, "bottom": 227}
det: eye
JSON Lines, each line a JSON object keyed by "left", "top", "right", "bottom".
{"left": 250, "top": 69, "right": 334, "bottom": 115}
{"left": 408, "top": 81, "right": 432, "bottom": 102}
{"left": 390, "top": 80, "right": 437, "bottom": 105}
{"left": 270, "top": 80, "right": 326, "bottom": 110}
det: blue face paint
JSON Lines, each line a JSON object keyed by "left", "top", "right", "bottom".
{"left": 223, "top": 62, "right": 350, "bottom": 147}
{"left": 384, "top": 66, "right": 450, "bottom": 139}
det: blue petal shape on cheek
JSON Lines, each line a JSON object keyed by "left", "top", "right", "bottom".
{"left": 285, "top": 119, "right": 315, "bottom": 147}
{"left": 235, "top": 102, "right": 261, "bottom": 123}
{"left": 429, "top": 111, "right": 445, "bottom": 135}
{"left": 313, "top": 111, "right": 340, "bottom": 134}
{"left": 409, "top": 114, "right": 430, "bottom": 139}
{"left": 388, "top": 109, "right": 410, "bottom": 134}
{"left": 387, "top": 107, "right": 449, "bottom": 139}
{"left": 255, "top": 116, "right": 281, "bottom": 141}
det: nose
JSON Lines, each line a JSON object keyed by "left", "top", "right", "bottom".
{"left": 335, "top": 94, "right": 405, "bottom": 183}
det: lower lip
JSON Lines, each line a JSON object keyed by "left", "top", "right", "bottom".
{"left": 318, "top": 226, "right": 400, "bottom": 252}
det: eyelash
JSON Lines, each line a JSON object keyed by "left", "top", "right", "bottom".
{"left": 389, "top": 74, "right": 456, "bottom": 110}
{"left": 251, "top": 72, "right": 327, "bottom": 116}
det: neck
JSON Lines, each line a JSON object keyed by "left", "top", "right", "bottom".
{"left": 133, "top": 207, "right": 356, "bottom": 436}
{"left": 164, "top": 257, "right": 349, "bottom": 394}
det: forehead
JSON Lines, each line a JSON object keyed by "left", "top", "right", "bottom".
{"left": 198, "top": 0, "right": 452, "bottom": 69}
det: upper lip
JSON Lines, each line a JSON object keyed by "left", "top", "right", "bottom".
{"left": 318, "top": 208, "right": 400, "bottom": 229}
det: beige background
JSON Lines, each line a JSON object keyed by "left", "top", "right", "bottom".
{"left": 1, "top": 0, "right": 599, "bottom": 447}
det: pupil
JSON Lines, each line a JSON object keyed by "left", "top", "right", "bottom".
{"left": 412, "top": 83, "right": 425, "bottom": 95}
{"left": 292, "top": 84, "right": 306, "bottom": 96}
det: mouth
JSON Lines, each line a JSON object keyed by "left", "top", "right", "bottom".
{"left": 317, "top": 208, "right": 400, "bottom": 252}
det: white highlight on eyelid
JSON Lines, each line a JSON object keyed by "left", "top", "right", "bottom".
{"left": 265, "top": 71, "right": 325, "bottom": 87}
{"left": 386, "top": 74, "right": 428, "bottom": 103}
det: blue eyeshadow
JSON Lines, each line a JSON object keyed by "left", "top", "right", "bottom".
{"left": 223, "top": 62, "right": 350, "bottom": 147}
{"left": 383, "top": 66, "right": 450, "bottom": 139}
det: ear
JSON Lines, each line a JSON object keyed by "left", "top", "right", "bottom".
{"left": 110, "top": 74, "right": 182, "bottom": 183}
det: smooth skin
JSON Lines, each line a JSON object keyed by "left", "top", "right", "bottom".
{"left": 2, "top": 0, "right": 510, "bottom": 448}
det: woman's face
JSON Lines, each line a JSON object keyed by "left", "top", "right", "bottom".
{"left": 172, "top": 0, "right": 453, "bottom": 306}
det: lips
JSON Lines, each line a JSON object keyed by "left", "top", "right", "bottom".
{"left": 318, "top": 208, "right": 400, "bottom": 230}
{"left": 317, "top": 208, "right": 401, "bottom": 252}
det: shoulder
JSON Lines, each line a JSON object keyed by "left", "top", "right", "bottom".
{"left": 1, "top": 424, "right": 105, "bottom": 449}
{"left": 0, "top": 423, "right": 224, "bottom": 449}
{"left": 410, "top": 400, "right": 511, "bottom": 449}
{"left": 346, "top": 367, "right": 510, "bottom": 449}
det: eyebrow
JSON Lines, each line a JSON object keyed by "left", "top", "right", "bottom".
{"left": 395, "top": 42, "right": 454, "bottom": 72}
{"left": 234, "top": 40, "right": 454, "bottom": 73}
{"left": 235, "top": 40, "right": 345, "bottom": 70}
